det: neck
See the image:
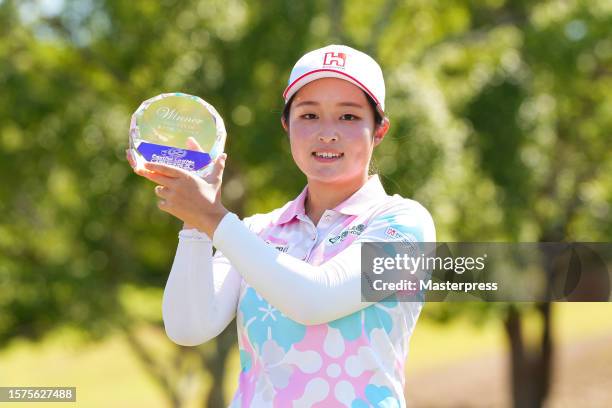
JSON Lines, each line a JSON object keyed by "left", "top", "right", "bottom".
{"left": 305, "top": 173, "right": 370, "bottom": 225}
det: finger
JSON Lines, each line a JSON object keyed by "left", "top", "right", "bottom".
{"left": 127, "top": 149, "right": 147, "bottom": 172}
{"left": 157, "top": 198, "right": 168, "bottom": 210}
{"left": 135, "top": 167, "right": 176, "bottom": 186}
{"left": 125, "top": 149, "right": 136, "bottom": 168}
{"left": 186, "top": 137, "right": 204, "bottom": 152}
{"left": 210, "top": 153, "right": 227, "bottom": 184}
{"left": 144, "top": 162, "right": 186, "bottom": 178}
{"left": 215, "top": 153, "right": 227, "bottom": 167}
{"left": 157, "top": 198, "right": 180, "bottom": 217}
{"left": 154, "top": 185, "right": 170, "bottom": 198}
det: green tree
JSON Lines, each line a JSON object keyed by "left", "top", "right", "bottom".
{"left": 1, "top": 0, "right": 610, "bottom": 407}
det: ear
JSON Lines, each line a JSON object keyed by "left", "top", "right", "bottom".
{"left": 281, "top": 116, "right": 289, "bottom": 132}
{"left": 373, "top": 117, "right": 390, "bottom": 146}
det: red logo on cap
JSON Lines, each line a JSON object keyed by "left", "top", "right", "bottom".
{"left": 323, "top": 52, "right": 346, "bottom": 68}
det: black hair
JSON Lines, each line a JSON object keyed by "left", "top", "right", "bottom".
{"left": 282, "top": 90, "right": 384, "bottom": 128}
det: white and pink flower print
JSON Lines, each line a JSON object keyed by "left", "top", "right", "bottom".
{"left": 222, "top": 176, "right": 433, "bottom": 407}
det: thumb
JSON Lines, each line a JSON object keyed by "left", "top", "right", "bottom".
{"left": 186, "top": 136, "right": 204, "bottom": 152}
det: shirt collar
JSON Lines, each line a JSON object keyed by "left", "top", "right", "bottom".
{"left": 276, "top": 175, "right": 388, "bottom": 224}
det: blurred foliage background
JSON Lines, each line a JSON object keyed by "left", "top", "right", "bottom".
{"left": 0, "top": 0, "right": 610, "bottom": 407}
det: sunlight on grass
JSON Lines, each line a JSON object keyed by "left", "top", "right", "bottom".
{"left": 0, "top": 327, "right": 166, "bottom": 407}
{"left": 406, "top": 303, "right": 612, "bottom": 375}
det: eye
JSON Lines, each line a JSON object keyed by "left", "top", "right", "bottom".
{"left": 340, "top": 114, "right": 359, "bottom": 121}
{"left": 301, "top": 113, "right": 318, "bottom": 119}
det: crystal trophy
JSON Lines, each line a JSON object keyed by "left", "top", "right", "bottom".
{"left": 129, "top": 93, "right": 226, "bottom": 177}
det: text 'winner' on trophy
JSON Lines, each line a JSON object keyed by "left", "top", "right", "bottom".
{"left": 129, "top": 93, "right": 226, "bottom": 177}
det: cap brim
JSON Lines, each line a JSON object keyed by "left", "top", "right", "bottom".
{"left": 283, "top": 69, "right": 384, "bottom": 116}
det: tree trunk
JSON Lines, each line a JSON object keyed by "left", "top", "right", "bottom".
{"left": 123, "top": 325, "right": 182, "bottom": 408}
{"left": 534, "top": 302, "right": 553, "bottom": 407}
{"left": 504, "top": 303, "right": 554, "bottom": 408}
{"left": 505, "top": 304, "right": 531, "bottom": 408}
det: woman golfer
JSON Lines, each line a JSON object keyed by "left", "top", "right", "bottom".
{"left": 130, "top": 44, "right": 435, "bottom": 407}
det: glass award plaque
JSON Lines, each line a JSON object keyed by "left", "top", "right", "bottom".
{"left": 129, "top": 93, "right": 226, "bottom": 177}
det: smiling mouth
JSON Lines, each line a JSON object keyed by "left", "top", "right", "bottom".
{"left": 312, "top": 152, "right": 344, "bottom": 159}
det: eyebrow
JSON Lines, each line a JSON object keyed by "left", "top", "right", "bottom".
{"left": 294, "top": 101, "right": 365, "bottom": 109}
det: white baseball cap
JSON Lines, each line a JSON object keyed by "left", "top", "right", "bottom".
{"left": 283, "top": 44, "right": 386, "bottom": 116}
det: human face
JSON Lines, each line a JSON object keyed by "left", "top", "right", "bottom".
{"left": 286, "top": 77, "right": 383, "bottom": 186}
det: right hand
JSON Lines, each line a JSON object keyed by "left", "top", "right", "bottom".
{"left": 126, "top": 137, "right": 226, "bottom": 232}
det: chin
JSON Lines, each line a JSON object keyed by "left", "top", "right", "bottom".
{"left": 306, "top": 170, "right": 356, "bottom": 185}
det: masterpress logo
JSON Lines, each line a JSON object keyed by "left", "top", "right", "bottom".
{"left": 360, "top": 242, "right": 612, "bottom": 302}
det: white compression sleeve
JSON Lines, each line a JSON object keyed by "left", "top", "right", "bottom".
{"left": 212, "top": 213, "right": 379, "bottom": 326}
{"left": 162, "top": 229, "right": 242, "bottom": 346}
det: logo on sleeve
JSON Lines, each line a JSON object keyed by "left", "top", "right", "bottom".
{"left": 328, "top": 224, "right": 365, "bottom": 245}
{"left": 385, "top": 227, "right": 419, "bottom": 252}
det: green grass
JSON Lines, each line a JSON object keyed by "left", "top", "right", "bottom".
{"left": 0, "top": 330, "right": 165, "bottom": 407}
{"left": 2, "top": 303, "right": 612, "bottom": 407}
{"left": 406, "top": 303, "right": 612, "bottom": 374}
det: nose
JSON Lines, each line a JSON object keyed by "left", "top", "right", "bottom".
{"left": 318, "top": 128, "right": 339, "bottom": 143}
{"left": 319, "top": 134, "right": 337, "bottom": 143}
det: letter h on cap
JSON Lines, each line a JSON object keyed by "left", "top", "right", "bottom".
{"left": 323, "top": 52, "right": 346, "bottom": 67}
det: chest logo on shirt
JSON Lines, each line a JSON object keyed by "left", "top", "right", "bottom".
{"left": 328, "top": 224, "right": 366, "bottom": 245}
